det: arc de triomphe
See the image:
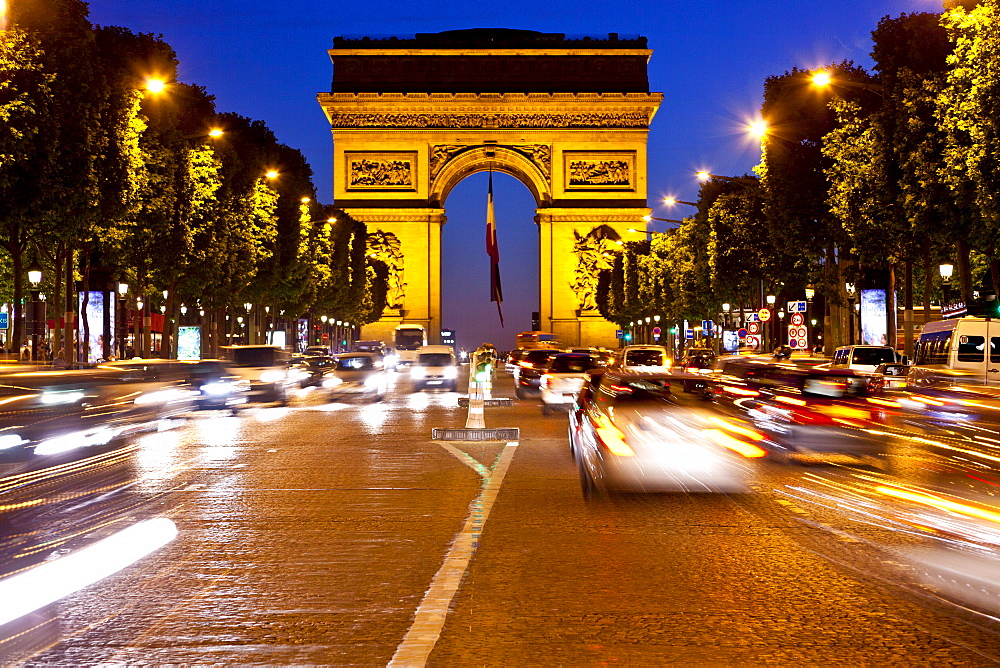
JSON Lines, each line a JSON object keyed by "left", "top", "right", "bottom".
{"left": 317, "top": 28, "right": 662, "bottom": 347}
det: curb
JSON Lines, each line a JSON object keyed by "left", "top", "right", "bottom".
{"left": 431, "top": 427, "right": 520, "bottom": 441}
{"left": 457, "top": 397, "right": 514, "bottom": 408}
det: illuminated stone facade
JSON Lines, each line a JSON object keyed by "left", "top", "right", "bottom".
{"left": 318, "top": 29, "right": 662, "bottom": 347}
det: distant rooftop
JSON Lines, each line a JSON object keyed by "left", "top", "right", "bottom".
{"left": 333, "top": 28, "right": 647, "bottom": 50}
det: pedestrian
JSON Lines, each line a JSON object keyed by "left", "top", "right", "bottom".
{"left": 38, "top": 340, "right": 50, "bottom": 361}
{"left": 19, "top": 340, "right": 29, "bottom": 361}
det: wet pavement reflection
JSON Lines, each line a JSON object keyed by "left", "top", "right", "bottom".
{"left": 1, "top": 363, "right": 1000, "bottom": 663}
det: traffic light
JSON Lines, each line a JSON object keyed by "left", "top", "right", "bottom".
{"left": 669, "top": 326, "right": 678, "bottom": 335}
{"left": 474, "top": 360, "right": 492, "bottom": 383}
{"left": 623, "top": 332, "right": 632, "bottom": 342}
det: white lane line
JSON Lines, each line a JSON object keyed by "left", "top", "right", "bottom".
{"left": 390, "top": 441, "right": 518, "bottom": 667}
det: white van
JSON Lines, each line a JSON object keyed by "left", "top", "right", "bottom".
{"left": 410, "top": 345, "right": 458, "bottom": 391}
{"left": 911, "top": 317, "right": 1000, "bottom": 386}
{"left": 619, "top": 345, "right": 670, "bottom": 369}
{"left": 829, "top": 345, "right": 899, "bottom": 373}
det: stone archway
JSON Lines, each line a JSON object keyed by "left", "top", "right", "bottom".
{"left": 317, "top": 29, "right": 663, "bottom": 347}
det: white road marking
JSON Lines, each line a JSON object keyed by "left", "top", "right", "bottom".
{"left": 390, "top": 441, "right": 518, "bottom": 666}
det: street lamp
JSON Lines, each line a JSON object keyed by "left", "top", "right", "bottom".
{"left": 766, "top": 295, "right": 776, "bottom": 306}
{"left": 939, "top": 264, "right": 954, "bottom": 308}
{"left": 117, "top": 283, "right": 128, "bottom": 359}
{"left": 846, "top": 283, "right": 857, "bottom": 344}
{"left": 663, "top": 197, "right": 697, "bottom": 208}
{"left": 26, "top": 259, "right": 44, "bottom": 363}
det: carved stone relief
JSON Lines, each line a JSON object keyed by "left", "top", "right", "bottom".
{"left": 429, "top": 143, "right": 551, "bottom": 181}
{"left": 346, "top": 153, "right": 416, "bottom": 190}
{"left": 563, "top": 151, "right": 635, "bottom": 190}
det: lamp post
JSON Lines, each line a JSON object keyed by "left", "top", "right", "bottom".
{"left": 939, "top": 264, "right": 954, "bottom": 315}
{"left": 845, "top": 283, "right": 857, "bottom": 344}
{"left": 27, "top": 260, "right": 44, "bottom": 363}
{"left": 766, "top": 294, "right": 776, "bottom": 350}
{"left": 117, "top": 282, "right": 128, "bottom": 359}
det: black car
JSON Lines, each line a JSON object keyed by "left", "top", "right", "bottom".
{"left": 289, "top": 355, "right": 336, "bottom": 388}
{"left": 513, "top": 348, "right": 561, "bottom": 398}
{"left": 678, "top": 348, "right": 717, "bottom": 392}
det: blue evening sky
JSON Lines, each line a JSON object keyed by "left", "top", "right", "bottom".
{"left": 86, "top": 0, "right": 929, "bottom": 351}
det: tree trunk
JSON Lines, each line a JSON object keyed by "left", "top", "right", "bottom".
{"left": 957, "top": 239, "right": 973, "bottom": 306}
{"left": 80, "top": 251, "right": 91, "bottom": 363}
{"left": 922, "top": 238, "right": 933, "bottom": 322}
{"left": 64, "top": 251, "right": 74, "bottom": 366}
{"left": 904, "top": 257, "right": 914, "bottom": 358}
{"left": 886, "top": 262, "right": 897, "bottom": 350}
{"left": 10, "top": 248, "right": 23, "bottom": 359}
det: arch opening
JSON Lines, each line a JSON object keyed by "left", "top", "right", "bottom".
{"left": 441, "top": 171, "right": 539, "bottom": 353}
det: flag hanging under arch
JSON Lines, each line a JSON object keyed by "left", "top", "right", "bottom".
{"left": 486, "top": 172, "right": 504, "bottom": 326}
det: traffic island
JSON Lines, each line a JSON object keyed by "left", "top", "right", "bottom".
{"left": 457, "top": 397, "right": 513, "bottom": 408}
{"left": 432, "top": 427, "right": 520, "bottom": 441}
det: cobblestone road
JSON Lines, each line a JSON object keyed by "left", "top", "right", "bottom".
{"left": 5, "top": 370, "right": 1000, "bottom": 665}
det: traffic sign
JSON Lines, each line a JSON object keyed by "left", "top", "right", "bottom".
{"left": 0, "top": 312, "right": 8, "bottom": 330}
{"left": 616, "top": 329, "right": 623, "bottom": 339}
{"left": 787, "top": 300, "right": 808, "bottom": 313}
{"left": 652, "top": 326, "right": 662, "bottom": 335}
{"left": 790, "top": 312, "right": 805, "bottom": 326}
{"left": 745, "top": 334, "right": 761, "bottom": 349}
{"left": 737, "top": 328, "right": 748, "bottom": 338}
{"left": 685, "top": 328, "right": 694, "bottom": 340}
{"left": 746, "top": 313, "right": 759, "bottom": 322}
{"left": 758, "top": 308, "right": 771, "bottom": 322}
{"left": 747, "top": 322, "right": 761, "bottom": 335}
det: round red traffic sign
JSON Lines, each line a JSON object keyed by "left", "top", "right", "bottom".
{"left": 796, "top": 337, "right": 807, "bottom": 348}
{"left": 652, "top": 326, "right": 661, "bottom": 335}
{"left": 737, "top": 328, "right": 748, "bottom": 338}
{"left": 747, "top": 322, "right": 761, "bottom": 335}
{"left": 745, "top": 334, "right": 761, "bottom": 349}
{"left": 758, "top": 308, "right": 772, "bottom": 322}
{"left": 790, "top": 312, "right": 805, "bottom": 326}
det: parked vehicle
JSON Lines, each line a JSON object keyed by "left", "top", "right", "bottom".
{"left": 539, "top": 353, "right": 604, "bottom": 413}
{"left": 324, "top": 353, "right": 387, "bottom": 402}
{"left": 410, "top": 345, "right": 458, "bottom": 391}
{"left": 220, "top": 345, "right": 295, "bottom": 404}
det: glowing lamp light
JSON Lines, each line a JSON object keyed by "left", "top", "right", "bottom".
{"left": 265, "top": 170, "right": 279, "bottom": 179}
{"left": 748, "top": 120, "right": 768, "bottom": 138}
{"left": 144, "top": 78, "right": 167, "bottom": 94}
{"left": 27, "top": 260, "right": 42, "bottom": 286}
{"left": 812, "top": 71, "right": 832, "bottom": 87}
{"left": 696, "top": 171, "right": 711, "bottom": 181}
{"left": 208, "top": 128, "right": 224, "bottom": 138}
{"left": 939, "top": 264, "right": 954, "bottom": 280}
{"left": 118, "top": 282, "right": 128, "bottom": 295}
{"left": 766, "top": 295, "right": 776, "bottom": 305}
{"left": 301, "top": 197, "right": 311, "bottom": 204}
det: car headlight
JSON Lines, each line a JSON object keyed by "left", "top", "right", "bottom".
{"left": 364, "top": 374, "right": 383, "bottom": 387}
{"left": 411, "top": 367, "right": 426, "bottom": 379}
{"left": 202, "top": 381, "right": 234, "bottom": 396}
{"left": 260, "top": 370, "right": 285, "bottom": 383}
{"left": 443, "top": 367, "right": 458, "bottom": 379}
{"left": 0, "top": 434, "right": 27, "bottom": 450}
{"left": 41, "top": 390, "right": 84, "bottom": 405}
{"left": 322, "top": 377, "right": 343, "bottom": 388}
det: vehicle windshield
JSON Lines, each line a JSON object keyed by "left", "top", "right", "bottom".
{"left": 524, "top": 350, "right": 558, "bottom": 364}
{"left": 229, "top": 348, "right": 277, "bottom": 366}
{"left": 395, "top": 330, "right": 424, "bottom": 350}
{"left": 852, "top": 348, "right": 896, "bottom": 365}
{"left": 418, "top": 353, "right": 453, "bottom": 366}
{"left": 549, "top": 355, "right": 601, "bottom": 373}
{"left": 337, "top": 356, "right": 375, "bottom": 371}
{"left": 625, "top": 350, "right": 665, "bottom": 366}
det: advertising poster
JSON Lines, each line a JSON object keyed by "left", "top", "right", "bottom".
{"left": 297, "top": 319, "right": 309, "bottom": 352}
{"left": 860, "top": 289, "right": 893, "bottom": 346}
{"left": 177, "top": 326, "right": 201, "bottom": 360}
{"left": 722, "top": 330, "right": 739, "bottom": 353}
{"left": 268, "top": 330, "right": 286, "bottom": 348}
{"left": 78, "top": 292, "right": 111, "bottom": 363}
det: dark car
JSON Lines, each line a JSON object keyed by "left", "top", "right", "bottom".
{"left": 513, "top": 348, "right": 561, "bottom": 398}
{"left": 743, "top": 365, "right": 888, "bottom": 464}
{"left": 187, "top": 359, "right": 250, "bottom": 411}
{"left": 289, "top": 355, "right": 336, "bottom": 388}
{"left": 678, "top": 348, "right": 717, "bottom": 392}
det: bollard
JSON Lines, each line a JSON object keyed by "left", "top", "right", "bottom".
{"left": 465, "top": 379, "right": 485, "bottom": 429}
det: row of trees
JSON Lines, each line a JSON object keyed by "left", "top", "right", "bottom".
{"left": 1, "top": 0, "right": 388, "bottom": 358}
{"left": 597, "top": 0, "right": 998, "bottom": 354}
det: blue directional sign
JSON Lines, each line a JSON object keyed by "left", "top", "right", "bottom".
{"left": 787, "top": 301, "right": 808, "bottom": 313}
{"left": 685, "top": 328, "right": 694, "bottom": 340}
{"left": 0, "top": 312, "right": 8, "bottom": 330}
{"left": 616, "top": 329, "right": 623, "bottom": 339}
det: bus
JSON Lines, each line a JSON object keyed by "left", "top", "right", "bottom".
{"left": 393, "top": 324, "right": 427, "bottom": 366}
{"left": 515, "top": 331, "right": 559, "bottom": 350}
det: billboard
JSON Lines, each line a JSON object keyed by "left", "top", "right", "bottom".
{"left": 177, "top": 326, "right": 201, "bottom": 360}
{"left": 78, "top": 292, "right": 113, "bottom": 363}
{"left": 860, "top": 289, "right": 895, "bottom": 347}
{"left": 722, "top": 330, "right": 739, "bottom": 353}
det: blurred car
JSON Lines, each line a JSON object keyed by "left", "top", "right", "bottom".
{"left": 678, "top": 348, "right": 717, "bottom": 392}
{"left": 303, "top": 345, "right": 331, "bottom": 356}
{"left": 744, "top": 365, "right": 888, "bottom": 463}
{"left": 505, "top": 349, "right": 527, "bottom": 374}
{"left": 619, "top": 345, "right": 670, "bottom": 369}
{"left": 323, "top": 353, "right": 387, "bottom": 402}
{"left": 514, "top": 348, "right": 561, "bottom": 398}
{"left": 187, "top": 359, "right": 250, "bottom": 411}
{"left": 410, "top": 346, "right": 458, "bottom": 392}
{"left": 354, "top": 340, "right": 397, "bottom": 371}
{"left": 869, "top": 362, "right": 911, "bottom": 392}
{"left": 289, "top": 355, "right": 336, "bottom": 388}
{"left": 830, "top": 345, "right": 900, "bottom": 373}
{"left": 539, "top": 353, "right": 605, "bottom": 413}
{"left": 570, "top": 371, "right": 765, "bottom": 497}
{"left": 220, "top": 345, "right": 295, "bottom": 404}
